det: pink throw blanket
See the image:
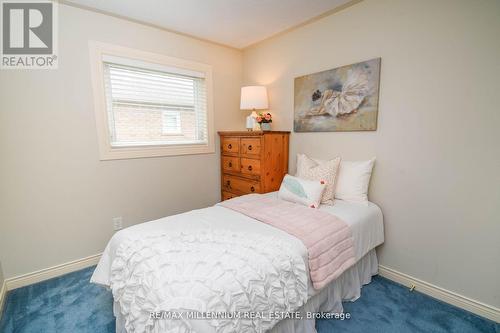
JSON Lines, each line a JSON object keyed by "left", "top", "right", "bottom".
{"left": 220, "top": 194, "right": 356, "bottom": 290}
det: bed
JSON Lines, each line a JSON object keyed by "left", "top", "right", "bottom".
{"left": 91, "top": 192, "right": 384, "bottom": 333}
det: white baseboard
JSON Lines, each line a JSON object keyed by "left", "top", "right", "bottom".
{"left": 0, "top": 279, "right": 6, "bottom": 319}
{"left": 5, "top": 253, "right": 102, "bottom": 291}
{"left": 378, "top": 265, "right": 499, "bottom": 323}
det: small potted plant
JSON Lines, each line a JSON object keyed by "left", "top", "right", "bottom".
{"left": 256, "top": 112, "right": 272, "bottom": 131}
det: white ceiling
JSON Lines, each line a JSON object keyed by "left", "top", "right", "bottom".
{"left": 63, "top": 0, "right": 352, "bottom": 49}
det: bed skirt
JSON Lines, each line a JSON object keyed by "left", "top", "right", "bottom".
{"left": 270, "top": 249, "right": 378, "bottom": 333}
{"left": 113, "top": 249, "right": 378, "bottom": 333}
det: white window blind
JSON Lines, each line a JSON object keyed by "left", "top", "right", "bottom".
{"left": 103, "top": 59, "right": 207, "bottom": 147}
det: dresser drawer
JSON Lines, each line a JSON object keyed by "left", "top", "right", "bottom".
{"left": 222, "top": 174, "right": 260, "bottom": 194}
{"left": 222, "top": 156, "right": 240, "bottom": 173}
{"left": 240, "top": 158, "right": 261, "bottom": 176}
{"left": 221, "top": 191, "right": 238, "bottom": 201}
{"left": 240, "top": 138, "right": 261, "bottom": 157}
{"left": 221, "top": 137, "right": 239, "bottom": 155}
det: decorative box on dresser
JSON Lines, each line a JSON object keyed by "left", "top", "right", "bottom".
{"left": 218, "top": 131, "right": 290, "bottom": 201}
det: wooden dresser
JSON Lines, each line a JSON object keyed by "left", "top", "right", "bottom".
{"left": 218, "top": 131, "right": 290, "bottom": 201}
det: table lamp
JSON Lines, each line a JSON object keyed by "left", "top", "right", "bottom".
{"left": 240, "top": 86, "right": 269, "bottom": 131}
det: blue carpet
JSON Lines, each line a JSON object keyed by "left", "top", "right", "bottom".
{"left": 0, "top": 267, "right": 115, "bottom": 333}
{"left": 0, "top": 266, "right": 497, "bottom": 333}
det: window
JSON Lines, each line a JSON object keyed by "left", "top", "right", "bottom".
{"left": 162, "top": 111, "right": 181, "bottom": 135}
{"left": 90, "top": 42, "right": 214, "bottom": 160}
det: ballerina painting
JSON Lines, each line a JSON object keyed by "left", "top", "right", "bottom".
{"left": 294, "top": 58, "right": 381, "bottom": 132}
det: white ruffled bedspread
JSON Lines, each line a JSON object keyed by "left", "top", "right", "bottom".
{"left": 109, "top": 229, "right": 308, "bottom": 333}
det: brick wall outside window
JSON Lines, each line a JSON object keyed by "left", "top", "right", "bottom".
{"left": 113, "top": 106, "right": 197, "bottom": 143}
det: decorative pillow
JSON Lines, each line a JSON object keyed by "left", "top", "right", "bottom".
{"left": 335, "top": 158, "right": 376, "bottom": 203}
{"left": 278, "top": 174, "right": 325, "bottom": 209}
{"left": 296, "top": 154, "right": 341, "bottom": 205}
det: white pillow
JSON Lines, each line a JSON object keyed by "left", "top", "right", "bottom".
{"left": 296, "top": 154, "right": 341, "bottom": 205}
{"left": 278, "top": 174, "right": 326, "bottom": 209}
{"left": 335, "top": 158, "right": 376, "bottom": 203}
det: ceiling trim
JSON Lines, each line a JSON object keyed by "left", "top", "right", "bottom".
{"left": 59, "top": 0, "right": 363, "bottom": 51}
{"left": 243, "top": 0, "right": 363, "bottom": 50}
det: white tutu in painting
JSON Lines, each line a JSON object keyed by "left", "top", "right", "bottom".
{"left": 294, "top": 58, "right": 380, "bottom": 132}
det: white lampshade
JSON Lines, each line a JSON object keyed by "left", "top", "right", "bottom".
{"left": 240, "top": 86, "right": 269, "bottom": 110}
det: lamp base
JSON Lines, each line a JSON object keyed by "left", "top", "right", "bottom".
{"left": 245, "top": 114, "right": 254, "bottom": 131}
{"left": 245, "top": 111, "right": 262, "bottom": 131}
{"left": 250, "top": 111, "right": 260, "bottom": 131}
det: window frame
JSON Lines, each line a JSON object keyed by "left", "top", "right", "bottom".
{"left": 89, "top": 41, "right": 215, "bottom": 160}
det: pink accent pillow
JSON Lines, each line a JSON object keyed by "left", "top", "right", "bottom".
{"left": 296, "top": 154, "right": 341, "bottom": 205}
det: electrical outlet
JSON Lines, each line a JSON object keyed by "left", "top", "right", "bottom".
{"left": 112, "top": 217, "right": 123, "bottom": 231}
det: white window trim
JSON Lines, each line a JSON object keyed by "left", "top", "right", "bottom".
{"left": 89, "top": 41, "right": 215, "bottom": 160}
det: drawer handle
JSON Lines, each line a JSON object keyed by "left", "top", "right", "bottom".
{"left": 228, "top": 144, "right": 232, "bottom": 149}
{"left": 248, "top": 145, "right": 253, "bottom": 151}
{"left": 228, "top": 162, "right": 232, "bottom": 168}
{"left": 248, "top": 165, "right": 253, "bottom": 171}
{"left": 250, "top": 186, "right": 255, "bottom": 192}
{"left": 226, "top": 180, "right": 231, "bottom": 188}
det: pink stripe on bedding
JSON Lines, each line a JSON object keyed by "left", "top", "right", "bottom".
{"left": 220, "top": 194, "right": 356, "bottom": 290}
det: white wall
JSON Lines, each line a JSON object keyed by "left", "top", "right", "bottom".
{"left": 0, "top": 4, "right": 243, "bottom": 279}
{"left": 243, "top": 0, "right": 500, "bottom": 307}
